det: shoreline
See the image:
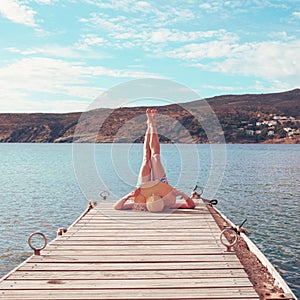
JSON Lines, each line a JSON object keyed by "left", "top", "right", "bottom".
{"left": 0, "top": 137, "right": 299, "bottom": 144}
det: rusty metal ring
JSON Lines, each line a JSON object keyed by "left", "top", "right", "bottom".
{"left": 28, "top": 232, "right": 47, "bottom": 253}
{"left": 220, "top": 228, "right": 238, "bottom": 251}
{"left": 99, "top": 190, "right": 110, "bottom": 200}
{"left": 194, "top": 185, "right": 203, "bottom": 196}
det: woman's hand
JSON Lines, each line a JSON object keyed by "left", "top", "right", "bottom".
{"left": 114, "top": 191, "right": 135, "bottom": 210}
{"left": 172, "top": 188, "right": 196, "bottom": 209}
{"left": 113, "top": 197, "right": 128, "bottom": 210}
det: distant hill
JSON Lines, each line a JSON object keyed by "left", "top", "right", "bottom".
{"left": 0, "top": 89, "right": 299, "bottom": 143}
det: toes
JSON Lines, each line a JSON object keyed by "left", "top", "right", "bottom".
{"left": 146, "top": 108, "right": 157, "bottom": 123}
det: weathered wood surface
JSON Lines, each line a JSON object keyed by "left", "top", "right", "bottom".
{"left": 0, "top": 201, "right": 259, "bottom": 299}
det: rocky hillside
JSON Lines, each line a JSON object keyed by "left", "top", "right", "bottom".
{"left": 0, "top": 89, "right": 299, "bottom": 143}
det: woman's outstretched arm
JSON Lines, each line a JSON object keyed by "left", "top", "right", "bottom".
{"left": 171, "top": 188, "right": 196, "bottom": 209}
{"left": 114, "top": 191, "right": 135, "bottom": 210}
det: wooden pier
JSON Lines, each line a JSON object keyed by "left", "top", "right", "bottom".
{"left": 0, "top": 201, "right": 260, "bottom": 300}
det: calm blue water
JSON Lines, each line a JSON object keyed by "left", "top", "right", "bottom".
{"left": 0, "top": 144, "right": 299, "bottom": 297}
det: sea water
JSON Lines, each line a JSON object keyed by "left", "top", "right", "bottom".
{"left": 0, "top": 143, "right": 299, "bottom": 297}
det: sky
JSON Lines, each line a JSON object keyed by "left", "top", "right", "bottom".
{"left": 0, "top": 0, "right": 300, "bottom": 113}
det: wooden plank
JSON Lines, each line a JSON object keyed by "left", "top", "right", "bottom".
{"left": 40, "top": 249, "right": 227, "bottom": 257}
{"left": 80, "top": 219, "right": 215, "bottom": 223}
{"left": 72, "top": 216, "right": 216, "bottom": 220}
{"left": 28, "top": 254, "right": 240, "bottom": 263}
{"left": 66, "top": 228, "right": 221, "bottom": 233}
{"left": 19, "top": 261, "right": 245, "bottom": 271}
{"left": 92, "top": 211, "right": 212, "bottom": 215}
{"left": 0, "top": 288, "right": 259, "bottom": 299}
{"left": 70, "top": 226, "right": 219, "bottom": 230}
{"left": 8, "top": 269, "right": 248, "bottom": 280}
{"left": 51, "top": 239, "right": 222, "bottom": 245}
{"left": 57, "top": 236, "right": 221, "bottom": 241}
{"left": 44, "top": 244, "right": 223, "bottom": 250}
{"left": 63, "top": 232, "right": 222, "bottom": 237}
{"left": 80, "top": 215, "right": 213, "bottom": 221}
{"left": 81, "top": 216, "right": 213, "bottom": 220}
{"left": 45, "top": 244, "right": 222, "bottom": 250}
{"left": 84, "top": 214, "right": 212, "bottom": 218}
{"left": 1, "top": 277, "right": 254, "bottom": 289}
{"left": 71, "top": 216, "right": 216, "bottom": 221}
{"left": 74, "top": 218, "right": 216, "bottom": 222}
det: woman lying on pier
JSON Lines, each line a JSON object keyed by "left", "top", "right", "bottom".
{"left": 114, "top": 109, "right": 195, "bottom": 213}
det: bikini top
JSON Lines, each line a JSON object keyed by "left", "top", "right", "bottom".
{"left": 132, "top": 181, "right": 173, "bottom": 203}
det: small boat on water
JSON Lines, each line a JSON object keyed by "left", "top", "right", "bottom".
{"left": 0, "top": 187, "right": 297, "bottom": 300}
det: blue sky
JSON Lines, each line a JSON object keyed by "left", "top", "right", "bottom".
{"left": 0, "top": 0, "right": 300, "bottom": 112}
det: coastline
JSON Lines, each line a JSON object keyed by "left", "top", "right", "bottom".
{"left": 0, "top": 134, "right": 299, "bottom": 144}
{"left": 0, "top": 89, "right": 299, "bottom": 144}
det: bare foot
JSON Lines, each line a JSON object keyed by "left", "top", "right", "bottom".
{"left": 151, "top": 109, "right": 157, "bottom": 121}
{"left": 146, "top": 108, "right": 156, "bottom": 125}
{"left": 146, "top": 108, "right": 152, "bottom": 120}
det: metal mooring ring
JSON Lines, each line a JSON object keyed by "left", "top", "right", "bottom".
{"left": 28, "top": 232, "right": 47, "bottom": 255}
{"left": 209, "top": 199, "right": 218, "bottom": 205}
{"left": 220, "top": 228, "right": 238, "bottom": 252}
{"left": 193, "top": 185, "right": 203, "bottom": 196}
{"left": 99, "top": 190, "right": 110, "bottom": 200}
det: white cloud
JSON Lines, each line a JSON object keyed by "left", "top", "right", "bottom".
{"left": 0, "top": 98, "right": 90, "bottom": 113}
{"left": 160, "top": 6, "right": 195, "bottom": 23}
{"left": 151, "top": 29, "right": 172, "bottom": 43}
{"left": 198, "top": 1, "right": 244, "bottom": 14}
{"left": 79, "top": 10, "right": 237, "bottom": 52}
{"left": 6, "top": 45, "right": 82, "bottom": 58}
{"left": 292, "top": 11, "right": 300, "bottom": 19}
{"left": 33, "top": 0, "right": 55, "bottom": 4}
{"left": 268, "top": 31, "right": 294, "bottom": 41}
{"left": 211, "top": 40, "right": 300, "bottom": 80}
{"left": 80, "top": 2, "right": 196, "bottom": 39}
{"left": 135, "top": 1, "right": 151, "bottom": 10}
{"left": 80, "top": 13, "right": 126, "bottom": 32}
{"left": 200, "top": 84, "right": 253, "bottom": 92}
{"left": 198, "top": 0, "right": 288, "bottom": 12}
{"left": 199, "top": 3, "right": 212, "bottom": 10}
{"left": 80, "top": 34, "right": 105, "bottom": 46}
{"left": 0, "top": 0, "right": 37, "bottom": 26}
{"left": 83, "top": 0, "right": 167, "bottom": 16}
{"left": 150, "top": 28, "right": 237, "bottom": 44}
{"left": 165, "top": 40, "right": 239, "bottom": 60}
{"left": 76, "top": 34, "right": 106, "bottom": 51}
{"left": 83, "top": 0, "right": 139, "bottom": 12}
{"left": 5, "top": 43, "right": 111, "bottom": 60}
{"left": 0, "top": 57, "right": 160, "bottom": 112}
{"left": 200, "top": 81, "right": 281, "bottom": 94}
{"left": 170, "top": 38, "right": 300, "bottom": 87}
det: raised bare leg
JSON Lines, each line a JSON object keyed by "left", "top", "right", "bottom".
{"left": 148, "top": 109, "right": 167, "bottom": 181}
{"left": 136, "top": 109, "right": 152, "bottom": 186}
